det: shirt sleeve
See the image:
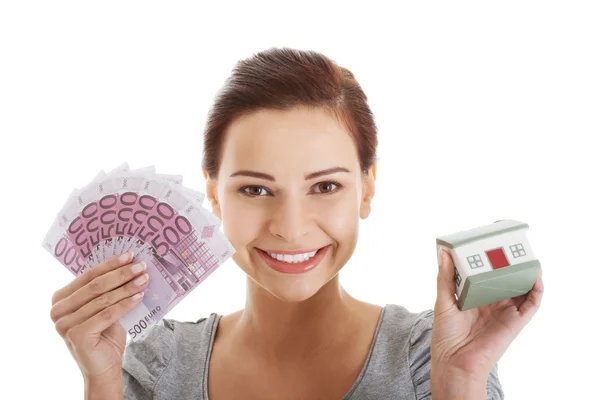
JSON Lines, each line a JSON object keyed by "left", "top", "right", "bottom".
{"left": 121, "top": 319, "right": 175, "bottom": 400}
{"left": 408, "top": 309, "right": 505, "bottom": 400}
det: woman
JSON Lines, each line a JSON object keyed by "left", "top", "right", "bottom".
{"left": 50, "top": 47, "right": 543, "bottom": 399}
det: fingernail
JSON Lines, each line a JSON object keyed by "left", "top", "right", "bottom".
{"left": 132, "top": 292, "right": 145, "bottom": 301}
{"left": 131, "top": 261, "right": 146, "bottom": 274}
{"left": 133, "top": 273, "right": 149, "bottom": 286}
{"left": 437, "top": 247, "right": 444, "bottom": 266}
{"left": 119, "top": 252, "right": 133, "bottom": 262}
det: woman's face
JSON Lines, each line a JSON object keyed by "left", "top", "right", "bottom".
{"left": 204, "top": 106, "right": 375, "bottom": 302}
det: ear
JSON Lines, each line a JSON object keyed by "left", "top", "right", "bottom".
{"left": 203, "top": 169, "right": 222, "bottom": 219}
{"left": 360, "top": 164, "right": 376, "bottom": 219}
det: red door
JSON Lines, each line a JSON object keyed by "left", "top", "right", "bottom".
{"left": 486, "top": 248, "right": 510, "bottom": 269}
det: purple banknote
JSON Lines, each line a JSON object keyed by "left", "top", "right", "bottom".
{"left": 42, "top": 163, "right": 234, "bottom": 341}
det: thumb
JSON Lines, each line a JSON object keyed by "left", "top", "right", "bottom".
{"left": 436, "top": 247, "right": 458, "bottom": 310}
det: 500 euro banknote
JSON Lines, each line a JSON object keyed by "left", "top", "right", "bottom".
{"left": 42, "top": 164, "right": 234, "bottom": 341}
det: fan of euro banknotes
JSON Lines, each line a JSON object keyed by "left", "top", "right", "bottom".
{"left": 41, "top": 162, "right": 235, "bottom": 341}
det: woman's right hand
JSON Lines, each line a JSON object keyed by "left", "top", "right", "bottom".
{"left": 50, "top": 252, "right": 150, "bottom": 381}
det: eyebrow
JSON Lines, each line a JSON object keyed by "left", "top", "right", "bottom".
{"left": 229, "top": 167, "right": 351, "bottom": 181}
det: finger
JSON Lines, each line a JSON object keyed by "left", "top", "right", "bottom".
{"left": 51, "top": 252, "right": 134, "bottom": 306}
{"left": 518, "top": 269, "right": 544, "bottom": 321}
{"left": 55, "top": 273, "right": 150, "bottom": 338}
{"left": 435, "top": 247, "right": 458, "bottom": 311}
{"left": 50, "top": 258, "right": 146, "bottom": 323}
{"left": 66, "top": 292, "right": 146, "bottom": 344}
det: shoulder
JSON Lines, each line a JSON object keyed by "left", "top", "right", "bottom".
{"left": 122, "top": 314, "right": 219, "bottom": 399}
{"left": 380, "top": 303, "right": 433, "bottom": 328}
{"left": 364, "top": 304, "right": 432, "bottom": 357}
{"left": 376, "top": 303, "right": 434, "bottom": 343}
{"left": 374, "top": 304, "right": 434, "bottom": 371}
{"left": 378, "top": 304, "right": 504, "bottom": 400}
{"left": 348, "top": 305, "right": 434, "bottom": 398}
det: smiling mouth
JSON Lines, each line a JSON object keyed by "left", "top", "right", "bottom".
{"left": 256, "top": 245, "right": 330, "bottom": 274}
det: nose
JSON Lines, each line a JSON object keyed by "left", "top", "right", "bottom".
{"left": 268, "top": 196, "right": 310, "bottom": 243}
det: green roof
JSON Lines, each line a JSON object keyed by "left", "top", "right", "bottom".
{"left": 436, "top": 219, "right": 529, "bottom": 249}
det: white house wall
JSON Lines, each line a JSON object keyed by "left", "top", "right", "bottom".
{"left": 438, "top": 229, "right": 535, "bottom": 298}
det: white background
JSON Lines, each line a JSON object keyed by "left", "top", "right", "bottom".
{"left": 1, "top": 1, "right": 598, "bottom": 399}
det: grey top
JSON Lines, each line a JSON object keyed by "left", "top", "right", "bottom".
{"left": 122, "top": 304, "right": 504, "bottom": 399}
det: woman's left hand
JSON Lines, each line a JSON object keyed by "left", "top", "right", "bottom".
{"left": 430, "top": 247, "right": 544, "bottom": 387}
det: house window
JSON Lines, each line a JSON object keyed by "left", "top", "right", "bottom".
{"left": 454, "top": 266, "right": 462, "bottom": 286}
{"left": 486, "top": 247, "right": 510, "bottom": 269}
{"left": 509, "top": 243, "right": 526, "bottom": 258}
{"left": 467, "top": 254, "right": 484, "bottom": 269}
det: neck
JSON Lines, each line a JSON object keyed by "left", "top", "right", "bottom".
{"left": 235, "top": 274, "right": 358, "bottom": 361}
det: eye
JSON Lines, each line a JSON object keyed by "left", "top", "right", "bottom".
{"left": 312, "top": 181, "right": 342, "bottom": 195}
{"left": 239, "top": 182, "right": 342, "bottom": 197}
{"left": 240, "top": 186, "right": 271, "bottom": 197}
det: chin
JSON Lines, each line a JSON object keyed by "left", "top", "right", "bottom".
{"left": 260, "top": 277, "right": 328, "bottom": 302}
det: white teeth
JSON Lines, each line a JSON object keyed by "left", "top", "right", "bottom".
{"left": 267, "top": 249, "right": 320, "bottom": 263}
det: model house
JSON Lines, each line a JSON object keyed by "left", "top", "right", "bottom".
{"left": 436, "top": 219, "right": 541, "bottom": 311}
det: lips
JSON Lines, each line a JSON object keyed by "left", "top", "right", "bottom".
{"left": 256, "top": 245, "right": 330, "bottom": 274}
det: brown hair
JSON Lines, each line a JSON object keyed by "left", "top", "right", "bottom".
{"left": 201, "top": 47, "right": 378, "bottom": 180}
